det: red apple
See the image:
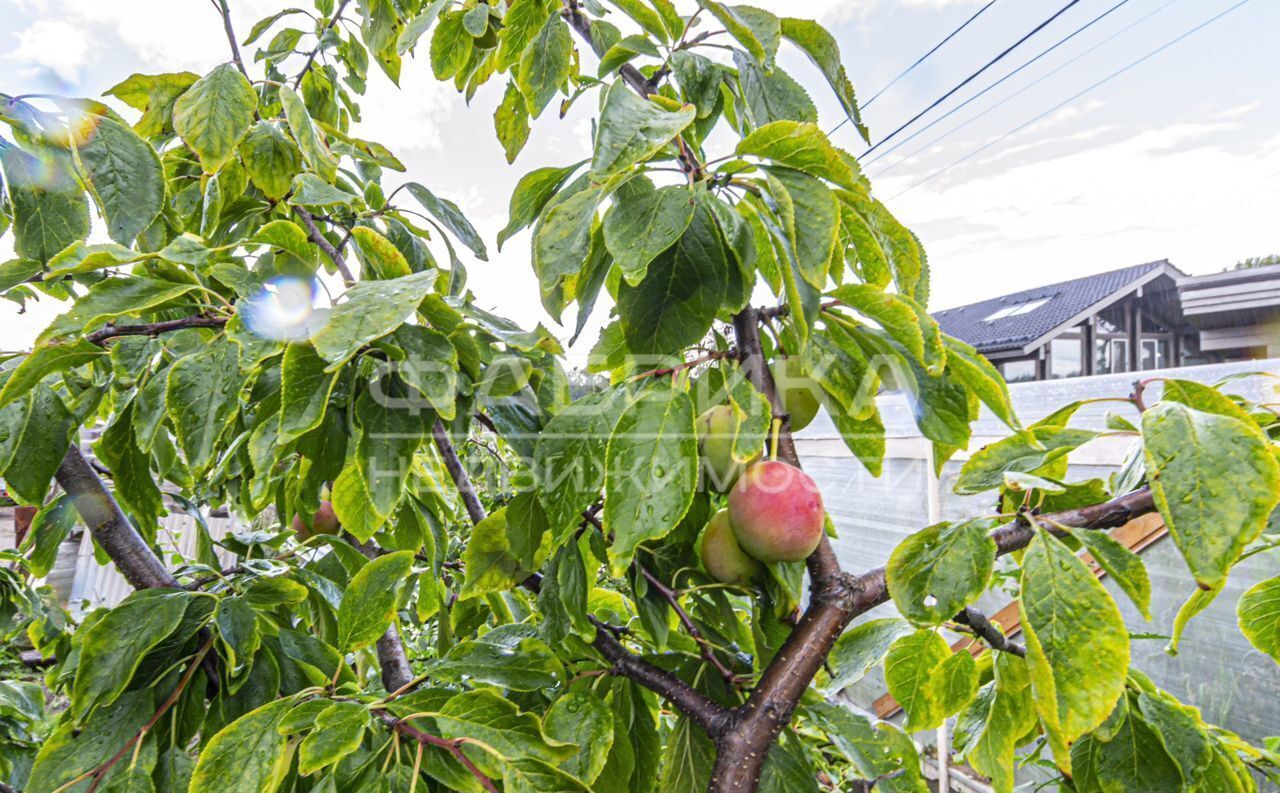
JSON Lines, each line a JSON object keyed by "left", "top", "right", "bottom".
{"left": 700, "top": 508, "right": 762, "bottom": 585}
{"left": 728, "top": 460, "right": 824, "bottom": 563}
{"left": 292, "top": 500, "right": 340, "bottom": 540}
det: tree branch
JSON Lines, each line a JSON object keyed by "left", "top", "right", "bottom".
{"left": 294, "top": 0, "right": 352, "bottom": 89}
{"left": 295, "top": 206, "right": 356, "bottom": 285}
{"left": 590, "top": 617, "right": 729, "bottom": 736}
{"left": 954, "top": 607, "right": 1026, "bottom": 657}
{"left": 347, "top": 534, "right": 416, "bottom": 692}
{"left": 214, "top": 0, "right": 250, "bottom": 78}
{"left": 84, "top": 316, "right": 228, "bottom": 346}
{"left": 376, "top": 711, "right": 500, "bottom": 793}
{"left": 55, "top": 446, "right": 178, "bottom": 590}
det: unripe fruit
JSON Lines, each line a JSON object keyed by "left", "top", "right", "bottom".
{"left": 696, "top": 405, "right": 752, "bottom": 492}
{"left": 699, "top": 508, "right": 762, "bottom": 585}
{"left": 728, "top": 460, "right": 824, "bottom": 563}
{"left": 769, "top": 357, "right": 820, "bottom": 431}
{"left": 292, "top": 500, "right": 340, "bottom": 540}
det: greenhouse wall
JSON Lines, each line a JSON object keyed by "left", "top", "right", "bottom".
{"left": 796, "top": 359, "right": 1280, "bottom": 749}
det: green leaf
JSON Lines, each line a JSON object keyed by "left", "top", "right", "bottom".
{"left": 0, "top": 338, "right": 106, "bottom": 409}
{"left": 607, "top": 0, "right": 670, "bottom": 42}
{"left": 603, "top": 183, "right": 695, "bottom": 284}
{"left": 659, "top": 714, "right": 714, "bottom": 792}
{"left": 1019, "top": 530, "right": 1129, "bottom": 773}
{"left": 1167, "top": 582, "right": 1222, "bottom": 656}
{"left": 460, "top": 497, "right": 547, "bottom": 598}
{"left": 887, "top": 519, "right": 996, "bottom": 626}
{"left": 214, "top": 595, "right": 260, "bottom": 676}
{"left": 957, "top": 653, "right": 1036, "bottom": 793}
{"left": 166, "top": 343, "right": 243, "bottom": 474}
{"left": 1238, "top": 575, "right": 1280, "bottom": 664}
{"left": 826, "top": 618, "right": 913, "bottom": 691}
{"left": 388, "top": 324, "right": 459, "bottom": 419}
{"left": 189, "top": 698, "right": 294, "bottom": 792}
{"left": 104, "top": 71, "right": 199, "bottom": 137}
{"left": 297, "top": 701, "right": 368, "bottom": 775}
{"left": 518, "top": 15, "right": 573, "bottom": 117}
{"left": 0, "top": 383, "right": 75, "bottom": 503}
{"left": 737, "top": 120, "right": 856, "bottom": 189}
{"left": 252, "top": 218, "right": 314, "bottom": 261}
{"left": 1070, "top": 707, "right": 1183, "bottom": 793}
{"left": 0, "top": 144, "right": 90, "bottom": 264}
{"left": 331, "top": 461, "right": 384, "bottom": 544}
{"left": 1136, "top": 689, "right": 1214, "bottom": 781}
{"left": 943, "top": 336, "right": 1020, "bottom": 430}
{"left": 603, "top": 386, "right": 697, "bottom": 574}
{"left": 837, "top": 188, "right": 924, "bottom": 300}
{"left": 831, "top": 284, "right": 943, "bottom": 374}
{"left": 287, "top": 172, "right": 360, "bottom": 206}
{"left": 430, "top": 10, "right": 472, "bottom": 79}
{"left": 404, "top": 182, "right": 487, "bottom": 260}
{"left": 172, "top": 63, "right": 257, "bottom": 173}
{"left": 617, "top": 194, "right": 731, "bottom": 354}
{"left": 351, "top": 226, "right": 411, "bottom": 279}
{"left": 241, "top": 121, "right": 303, "bottom": 200}
{"left": 809, "top": 703, "right": 926, "bottom": 791}
{"left": 734, "top": 51, "right": 817, "bottom": 129}
{"left": 26, "top": 690, "right": 155, "bottom": 793}
{"left": 432, "top": 627, "right": 565, "bottom": 691}
{"left": 95, "top": 405, "right": 164, "bottom": 531}
{"left": 590, "top": 82, "right": 694, "bottom": 180}
{"left": 434, "top": 689, "right": 573, "bottom": 764}
{"left": 337, "top": 550, "right": 414, "bottom": 652}
{"left": 1142, "top": 401, "right": 1280, "bottom": 588}
{"left": 504, "top": 759, "right": 591, "bottom": 792}
{"left": 779, "top": 17, "right": 864, "bottom": 138}
{"left": 278, "top": 86, "right": 338, "bottom": 182}
{"left": 764, "top": 166, "right": 837, "bottom": 290}
{"left": 354, "top": 390, "right": 424, "bottom": 519}
{"left": 535, "top": 392, "right": 619, "bottom": 544}
{"left": 532, "top": 183, "right": 602, "bottom": 319}
{"left": 495, "top": 80, "right": 532, "bottom": 163}
{"left": 954, "top": 426, "right": 1099, "bottom": 495}
{"left": 309, "top": 269, "right": 438, "bottom": 364}
{"left": 1068, "top": 526, "right": 1152, "bottom": 620}
{"left": 72, "top": 590, "right": 192, "bottom": 721}
{"left": 0, "top": 258, "right": 42, "bottom": 292}
{"left": 39, "top": 276, "right": 198, "bottom": 343}
{"left": 698, "top": 1, "right": 777, "bottom": 67}
{"left": 73, "top": 116, "right": 164, "bottom": 245}
{"left": 883, "top": 629, "right": 951, "bottom": 731}
{"left": 498, "top": 162, "right": 582, "bottom": 250}
{"left": 278, "top": 343, "right": 339, "bottom": 443}
{"left": 544, "top": 688, "right": 614, "bottom": 784}
{"left": 498, "top": 0, "right": 553, "bottom": 70}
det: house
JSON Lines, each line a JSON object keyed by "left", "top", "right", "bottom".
{"left": 932, "top": 259, "right": 1280, "bottom": 381}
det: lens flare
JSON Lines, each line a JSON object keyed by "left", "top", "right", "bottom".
{"left": 240, "top": 276, "right": 326, "bottom": 341}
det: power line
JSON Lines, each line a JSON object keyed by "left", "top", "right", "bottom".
{"left": 885, "top": 0, "right": 1255, "bottom": 201}
{"left": 870, "top": 0, "right": 1184, "bottom": 179}
{"left": 863, "top": 0, "right": 1136, "bottom": 170}
{"left": 862, "top": 0, "right": 1085, "bottom": 157}
{"left": 861, "top": 0, "right": 1001, "bottom": 111}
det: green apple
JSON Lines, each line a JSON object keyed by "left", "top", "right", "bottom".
{"left": 769, "top": 356, "right": 820, "bottom": 431}
{"left": 700, "top": 508, "right": 763, "bottom": 585}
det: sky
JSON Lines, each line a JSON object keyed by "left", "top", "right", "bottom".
{"left": 2, "top": 0, "right": 1277, "bottom": 363}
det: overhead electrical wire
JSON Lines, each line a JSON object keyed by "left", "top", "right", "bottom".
{"left": 861, "top": 0, "right": 1086, "bottom": 157}
{"left": 862, "top": 0, "right": 1136, "bottom": 170}
{"left": 885, "top": 0, "right": 1256, "bottom": 201}
{"left": 870, "top": 0, "right": 1184, "bottom": 178}
{"left": 860, "top": 0, "right": 1001, "bottom": 112}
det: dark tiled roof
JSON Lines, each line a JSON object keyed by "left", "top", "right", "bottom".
{"left": 931, "top": 260, "right": 1175, "bottom": 354}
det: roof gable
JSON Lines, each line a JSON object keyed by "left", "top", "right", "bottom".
{"left": 932, "top": 260, "right": 1179, "bottom": 355}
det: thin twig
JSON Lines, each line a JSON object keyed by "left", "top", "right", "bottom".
{"left": 953, "top": 606, "right": 1026, "bottom": 657}
{"left": 85, "top": 316, "right": 228, "bottom": 346}
{"left": 294, "top": 0, "right": 352, "bottom": 89}
{"left": 295, "top": 206, "right": 356, "bottom": 285}
{"left": 214, "top": 0, "right": 250, "bottom": 78}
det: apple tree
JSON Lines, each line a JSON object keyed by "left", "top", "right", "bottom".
{"left": 1, "top": 0, "right": 1278, "bottom": 791}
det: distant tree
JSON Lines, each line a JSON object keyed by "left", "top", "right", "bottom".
{"left": 1232, "top": 254, "right": 1280, "bottom": 269}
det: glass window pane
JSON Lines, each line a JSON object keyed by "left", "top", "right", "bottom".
{"left": 1001, "top": 359, "right": 1037, "bottom": 383}
{"left": 1111, "top": 339, "right": 1128, "bottom": 373}
{"left": 1140, "top": 339, "right": 1167, "bottom": 371}
{"left": 1051, "top": 338, "right": 1081, "bottom": 379}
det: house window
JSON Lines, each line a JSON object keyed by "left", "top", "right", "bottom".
{"left": 983, "top": 298, "right": 1050, "bottom": 322}
{"left": 1140, "top": 338, "right": 1168, "bottom": 371}
{"left": 1050, "top": 337, "right": 1082, "bottom": 379}
{"left": 1095, "top": 338, "right": 1128, "bottom": 374}
{"left": 1001, "top": 359, "right": 1037, "bottom": 383}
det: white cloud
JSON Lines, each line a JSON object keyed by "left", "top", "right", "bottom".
{"left": 7, "top": 19, "right": 91, "bottom": 84}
